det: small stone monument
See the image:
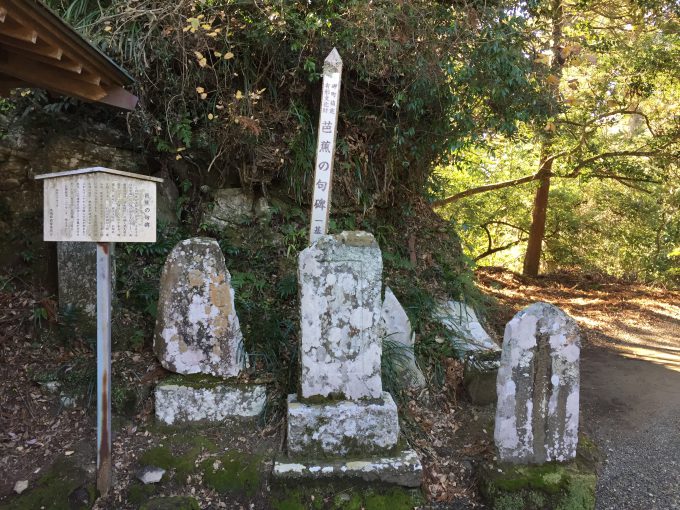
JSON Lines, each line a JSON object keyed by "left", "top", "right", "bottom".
{"left": 153, "top": 237, "right": 266, "bottom": 425}
{"left": 275, "top": 232, "right": 422, "bottom": 486}
{"left": 494, "top": 302, "right": 581, "bottom": 464}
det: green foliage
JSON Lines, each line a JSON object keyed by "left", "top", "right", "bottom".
{"left": 44, "top": 0, "right": 547, "bottom": 208}
{"left": 435, "top": 0, "right": 680, "bottom": 283}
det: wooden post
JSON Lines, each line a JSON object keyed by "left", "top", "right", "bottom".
{"left": 309, "top": 48, "right": 342, "bottom": 244}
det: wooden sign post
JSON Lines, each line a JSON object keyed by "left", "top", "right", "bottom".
{"left": 309, "top": 48, "right": 343, "bottom": 244}
{"left": 35, "top": 167, "right": 162, "bottom": 495}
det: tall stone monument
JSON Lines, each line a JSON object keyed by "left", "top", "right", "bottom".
{"left": 494, "top": 302, "right": 581, "bottom": 464}
{"left": 275, "top": 232, "right": 422, "bottom": 486}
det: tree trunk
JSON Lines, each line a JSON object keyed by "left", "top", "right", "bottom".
{"left": 522, "top": 0, "right": 563, "bottom": 277}
{"left": 523, "top": 172, "right": 551, "bottom": 276}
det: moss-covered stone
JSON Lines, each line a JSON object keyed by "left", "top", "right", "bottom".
{"left": 200, "top": 451, "right": 262, "bottom": 496}
{"left": 0, "top": 458, "right": 94, "bottom": 510}
{"left": 478, "top": 439, "right": 599, "bottom": 510}
{"left": 140, "top": 496, "right": 200, "bottom": 510}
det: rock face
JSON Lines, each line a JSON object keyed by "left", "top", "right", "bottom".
{"left": 495, "top": 302, "right": 581, "bottom": 464}
{"left": 202, "top": 188, "right": 254, "bottom": 228}
{"left": 436, "top": 301, "right": 499, "bottom": 354}
{"left": 298, "top": 231, "right": 383, "bottom": 401}
{"left": 154, "top": 238, "right": 243, "bottom": 378}
{"left": 379, "top": 287, "right": 425, "bottom": 389}
{"left": 58, "top": 242, "right": 116, "bottom": 317}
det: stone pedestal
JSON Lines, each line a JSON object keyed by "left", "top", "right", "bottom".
{"left": 275, "top": 232, "right": 421, "bottom": 486}
{"left": 286, "top": 393, "right": 400, "bottom": 457}
{"left": 155, "top": 378, "right": 266, "bottom": 425}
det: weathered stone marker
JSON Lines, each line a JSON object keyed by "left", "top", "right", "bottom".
{"left": 495, "top": 302, "right": 581, "bottom": 464}
{"left": 298, "top": 231, "right": 383, "bottom": 400}
{"left": 309, "top": 48, "right": 342, "bottom": 244}
{"left": 36, "top": 167, "right": 162, "bottom": 495}
{"left": 276, "top": 231, "right": 422, "bottom": 486}
{"left": 154, "top": 238, "right": 243, "bottom": 378}
{"left": 152, "top": 237, "right": 266, "bottom": 425}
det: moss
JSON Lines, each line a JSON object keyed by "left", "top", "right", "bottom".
{"left": 159, "top": 373, "right": 227, "bottom": 389}
{"left": 0, "top": 458, "right": 94, "bottom": 510}
{"left": 137, "top": 435, "right": 218, "bottom": 484}
{"left": 270, "top": 486, "right": 422, "bottom": 510}
{"left": 200, "top": 451, "right": 261, "bottom": 496}
{"left": 127, "top": 483, "right": 158, "bottom": 505}
{"left": 140, "top": 496, "right": 200, "bottom": 510}
{"left": 479, "top": 455, "right": 597, "bottom": 510}
{"left": 139, "top": 446, "right": 176, "bottom": 470}
{"left": 362, "top": 488, "right": 422, "bottom": 509}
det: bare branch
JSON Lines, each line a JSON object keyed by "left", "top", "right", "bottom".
{"left": 474, "top": 240, "right": 522, "bottom": 261}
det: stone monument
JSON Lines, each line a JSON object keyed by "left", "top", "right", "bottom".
{"left": 153, "top": 237, "right": 266, "bottom": 425}
{"left": 494, "top": 302, "right": 581, "bottom": 464}
{"left": 274, "top": 232, "right": 422, "bottom": 486}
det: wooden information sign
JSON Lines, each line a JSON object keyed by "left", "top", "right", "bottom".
{"left": 35, "top": 167, "right": 162, "bottom": 495}
{"left": 309, "top": 48, "right": 342, "bottom": 244}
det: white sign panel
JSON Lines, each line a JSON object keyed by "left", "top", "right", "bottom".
{"left": 37, "top": 168, "right": 161, "bottom": 243}
{"left": 309, "top": 48, "right": 342, "bottom": 244}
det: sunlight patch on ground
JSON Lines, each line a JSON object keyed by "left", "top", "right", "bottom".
{"left": 618, "top": 346, "right": 680, "bottom": 373}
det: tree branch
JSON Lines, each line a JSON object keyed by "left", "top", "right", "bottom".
{"left": 565, "top": 150, "right": 663, "bottom": 177}
{"left": 474, "top": 240, "right": 522, "bottom": 261}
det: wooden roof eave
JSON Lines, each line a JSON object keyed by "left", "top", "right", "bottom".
{"left": 0, "top": 0, "right": 137, "bottom": 110}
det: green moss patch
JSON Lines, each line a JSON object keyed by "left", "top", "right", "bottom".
{"left": 0, "top": 458, "right": 94, "bottom": 510}
{"left": 140, "top": 496, "right": 200, "bottom": 510}
{"left": 270, "top": 486, "right": 423, "bottom": 510}
{"left": 478, "top": 449, "right": 598, "bottom": 510}
{"left": 158, "top": 373, "right": 227, "bottom": 389}
{"left": 200, "top": 451, "right": 262, "bottom": 496}
{"left": 137, "top": 435, "right": 218, "bottom": 484}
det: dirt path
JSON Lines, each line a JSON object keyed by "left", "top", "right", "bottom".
{"left": 477, "top": 268, "right": 680, "bottom": 510}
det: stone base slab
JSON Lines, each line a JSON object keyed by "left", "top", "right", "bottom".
{"left": 155, "top": 379, "right": 266, "bottom": 425}
{"left": 273, "top": 448, "right": 422, "bottom": 487}
{"left": 286, "top": 392, "right": 399, "bottom": 457}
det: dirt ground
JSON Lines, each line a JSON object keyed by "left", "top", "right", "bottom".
{"left": 1, "top": 268, "right": 678, "bottom": 509}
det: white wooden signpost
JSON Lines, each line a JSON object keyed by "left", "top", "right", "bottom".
{"left": 309, "top": 48, "right": 342, "bottom": 244}
{"left": 35, "top": 167, "right": 162, "bottom": 495}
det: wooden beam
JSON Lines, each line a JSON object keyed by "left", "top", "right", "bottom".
{"left": 0, "top": 32, "right": 62, "bottom": 59}
{"left": 0, "top": 18, "right": 37, "bottom": 43}
{"left": 0, "top": 7, "right": 7, "bottom": 23}
{"left": 0, "top": 50, "right": 107, "bottom": 101}
{"left": 0, "top": 44, "right": 79, "bottom": 74}
{"left": 99, "top": 85, "right": 138, "bottom": 110}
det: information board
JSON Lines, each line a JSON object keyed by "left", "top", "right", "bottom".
{"left": 37, "top": 168, "right": 160, "bottom": 243}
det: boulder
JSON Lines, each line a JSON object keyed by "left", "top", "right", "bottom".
{"left": 154, "top": 238, "right": 244, "bottom": 378}
{"left": 202, "top": 188, "right": 253, "bottom": 228}
{"left": 435, "top": 301, "right": 499, "bottom": 355}
{"left": 380, "top": 287, "right": 425, "bottom": 389}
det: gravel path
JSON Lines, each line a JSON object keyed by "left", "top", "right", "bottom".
{"left": 581, "top": 319, "right": 680, "bottom": 509}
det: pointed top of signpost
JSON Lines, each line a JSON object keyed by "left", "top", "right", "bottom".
{"left": 325, "top": 47, "right": 342, "bottom": 64}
